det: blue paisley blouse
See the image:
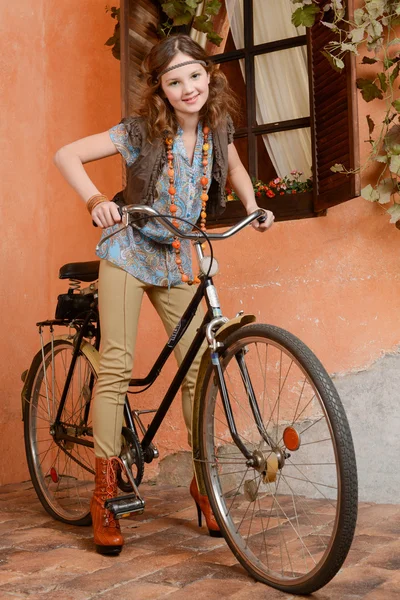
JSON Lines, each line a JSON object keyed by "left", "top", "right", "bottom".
{"left": 96, "top": 121, "right": 213, "bottom": 287}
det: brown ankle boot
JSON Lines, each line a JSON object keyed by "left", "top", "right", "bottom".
{"left": 90, "top": 457, "right": 124, "bottom": 555}
{"left": 190, "top": 476, "right": 222, "bottom": 538}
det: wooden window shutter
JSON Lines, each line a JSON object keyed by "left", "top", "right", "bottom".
{"left": 308, "top": 2, "right": 360, "bottom": 213}
{"left": 120, "top": 0, "right": 159, "bottom": 116}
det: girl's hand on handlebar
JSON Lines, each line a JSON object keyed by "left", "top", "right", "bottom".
{"left": 91, "top": 201, "right": 122, "bottom": 228}
{"left": 251, "top": 209, "right": 275, "bottom": 232}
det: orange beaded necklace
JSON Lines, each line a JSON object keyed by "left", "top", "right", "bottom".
{"left": 166, "top": 124, "right": 210, "bottom": 285}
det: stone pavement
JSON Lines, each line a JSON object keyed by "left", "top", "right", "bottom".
{"left": 0, "top": 481, "right": 399, "bottom": 600}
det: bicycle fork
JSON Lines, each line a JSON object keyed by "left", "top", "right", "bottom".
{"left": 207, "top": 319, "right": 277, "bottom": 470}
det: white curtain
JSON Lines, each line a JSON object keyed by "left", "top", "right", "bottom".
{"left": 190, "top": 2, "right": 208, "bottom": 47}
{"left": 226, "top": 0, "right": 312, "bottom": 178}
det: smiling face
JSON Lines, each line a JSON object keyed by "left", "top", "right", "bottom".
{"left": 160, "top": 52, "right": 210, "bottom": 119}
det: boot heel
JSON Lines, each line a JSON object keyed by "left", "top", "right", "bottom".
{"left": 195, "top": 501, "right": 202, "bottom": 528}
{"left": 95, "top": 544, "right": 122, "bottom": 556}
{"left": 208, "top": 528, "right": 222, "bottom": 538}
{"left": 190, "top": 476, "right": 222, "bottom": 537}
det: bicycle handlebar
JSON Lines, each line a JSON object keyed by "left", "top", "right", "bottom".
{"left": 96, "top": 204, "right": 268, "bottom": 252}
{"left": 119, "top": 204, "right": 267, "bottom": 241}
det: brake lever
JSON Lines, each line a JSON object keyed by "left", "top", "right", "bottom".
{"left": 95, "top": 210, "right": 130, "bottom": 252}
{"left": 257, "top": 209, "right": 268, "bottom": 224}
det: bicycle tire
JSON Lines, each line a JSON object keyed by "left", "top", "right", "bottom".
{"left": 24, "top": 339, "right": 98, "bottom": 526}
{"left": 199, "top": 323, "right": 358, "bottom": 595}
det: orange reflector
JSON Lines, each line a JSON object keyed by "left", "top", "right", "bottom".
{"left": 283, "top": 427, "right": 301, "bottom": 451}
{"left": 50, "top": 467, "right": 59, "bottom": 483}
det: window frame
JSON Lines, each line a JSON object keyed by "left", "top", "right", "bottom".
{"left": 205, "top": 0, "right": 359, "bottom": 229}
{"left": 206, "top": 0, "right": 315, "bottom": 227}
{"left": 212, "top": 3, "right": 310, "bottom": 180}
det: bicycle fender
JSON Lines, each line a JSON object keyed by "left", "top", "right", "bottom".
{"left": 21, "top": 335, "right": 99, "bottom": 420}
{"left": 192, "top": 313, "right": 256, "bottom": 495}
{"left": 78, "top": 340, "right": 100, "bottom": 374}
{"left": 50, "top": 335, "right": 101, "bottom": 374}
{"left": 20, "top": 338, "right": 73, "bottom": 419}
{"left": 51, "top": 335, "right": 100, "bottom": 373}
{"left": 21, "top": 346, "right": 44, "bottom": 421}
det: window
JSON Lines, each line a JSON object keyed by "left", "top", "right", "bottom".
{"left": 206, "top": 0, "right": 360, "bottom": 227}
{"left": 217, "top": 1, "right": 311, "bottom": 180}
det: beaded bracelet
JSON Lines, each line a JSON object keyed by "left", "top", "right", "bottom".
{"left": 86, "top": 194, "right": 109, "bottom": 215}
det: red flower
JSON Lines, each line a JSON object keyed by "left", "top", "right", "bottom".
{"left": 280, "top": 191, "right": 284, "bottom": 195}
{"left": 291, "top": 190, "right": 297, "bottom": 194}
{"left": 256, "top": 191, "right": 261, "bottom": 198}
{"left": 266, "top": 189, "right": 275, "bottom": 198}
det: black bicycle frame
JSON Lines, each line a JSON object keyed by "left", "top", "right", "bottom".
{"left": 53, "top": 274, "right": 271, "bottom": 462}
{"left": 54, "top": 278, "right": 210, "bottom": 446}
{"left": 54, "top": 310, "right": 97, "bottom": 426}
{"left": 125, "top": 278, "right": 211, "bottom": 452}
{"left": 129, "top": 279, "right": 207, "bottom": 388}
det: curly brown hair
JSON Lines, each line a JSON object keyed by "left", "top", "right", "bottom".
{"left": 135, "top": 34, "right": 240, "bottom": 141}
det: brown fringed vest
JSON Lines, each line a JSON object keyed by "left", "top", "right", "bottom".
{"left": 114, "top": 115, "right": 235, "bottom": 223}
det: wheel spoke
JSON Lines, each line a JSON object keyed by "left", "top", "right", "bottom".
{"left": 200, "top": 326, "right": 357, "bottom": 593}
{"left": 25, "top": 341, "right": 97, "bottom": 523}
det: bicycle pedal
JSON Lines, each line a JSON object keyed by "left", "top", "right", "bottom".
{"left": 104, "top": 494, "right": 145, "bottom": 519}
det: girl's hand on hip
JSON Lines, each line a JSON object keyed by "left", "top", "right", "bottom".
{"left": 92, "top": 201, "right": 122, "bottom": 228}
{"left": 251, "top": 209, "right": 275, "bottom": 232}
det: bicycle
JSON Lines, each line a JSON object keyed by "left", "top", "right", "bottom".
{"left": 21, "top": 204, "right": 358, "bottom": 595}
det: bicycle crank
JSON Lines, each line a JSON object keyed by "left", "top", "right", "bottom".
{"left": 106, "top": 453, "right": 146, "bottom": 519}
{"left": 117, "top": 427, "right": 144, "bottom": 492}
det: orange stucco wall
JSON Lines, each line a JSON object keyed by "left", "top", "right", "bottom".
{"left": 0, "top": 1, "right": 121, "bottom": 485}
{"left": 1, "top": 3, "right": 399, "bottom": 486}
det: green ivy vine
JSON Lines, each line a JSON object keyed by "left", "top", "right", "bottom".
{"left": 105, "top": 5, "right": 120, "bottom": 60}
{"left": 105, "top": 1, "right": 223, "bottom": 61}
{"left": 157, "top": 0, "right": 223, "bottom": 45}
{"left": 291, "top": 0, "right": 400, "bottom": 225}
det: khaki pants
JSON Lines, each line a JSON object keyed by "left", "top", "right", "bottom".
{"left": 93, "top": 259, "right": 206, "bottom": 458}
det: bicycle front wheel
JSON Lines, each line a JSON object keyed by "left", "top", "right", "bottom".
{"left": 199, "top": 324, "right": 357, "bottom": 595}
{"left": 24, "top": 339, "right": 97, "bottom": 525}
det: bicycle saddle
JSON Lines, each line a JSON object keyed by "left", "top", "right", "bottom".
{"left": 59, "top": 261, "right": 100, "bottom": 282}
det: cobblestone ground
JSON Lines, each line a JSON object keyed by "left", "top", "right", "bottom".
{"left": 0, "top": 481, "right": 399, "bottom": 600}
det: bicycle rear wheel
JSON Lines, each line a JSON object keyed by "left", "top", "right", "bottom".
{"left": 199, "top": 324, "right": 357, "bottom": 595}
{"left": 24, "top": 339, "right": 97, "bottom": 525}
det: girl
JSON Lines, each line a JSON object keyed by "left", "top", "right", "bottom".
{"left": 54, "top": 34, "right": 274, "bottom": 556}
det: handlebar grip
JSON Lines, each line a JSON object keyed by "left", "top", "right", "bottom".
{"left": 92, "top": 203, "right": 124, "bottom": 227}
{"left": 257, "top": 214, "right": 267, "bottom": 224}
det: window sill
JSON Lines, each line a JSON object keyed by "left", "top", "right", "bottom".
{"left": 206, "top": 192, "right": 318, "bottom": 229}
